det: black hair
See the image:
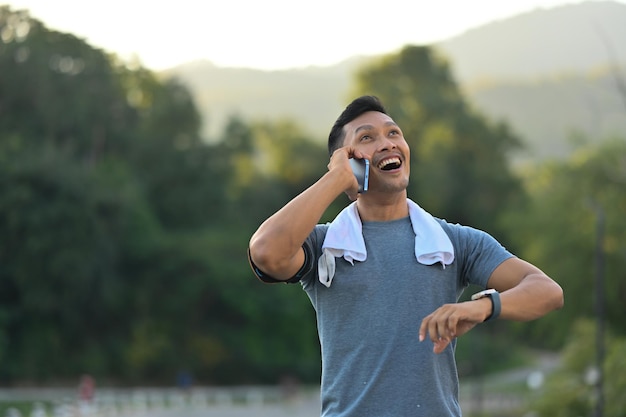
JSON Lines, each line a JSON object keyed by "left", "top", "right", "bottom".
{"left": 327, "top": 95, "right": 388, "bottom": 157}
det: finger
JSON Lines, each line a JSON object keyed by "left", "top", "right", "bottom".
{"left": 428, "top": 316, "right": 441, "bottom": 343}
{"left": 418, "top": 317, "right": 427, "bottom": 342}
{"left": 329, "top": 148, "right": 351, "bottom": 169}
{"left": 437, "top": 316, "right": 451, "bottom": 341}
{"left": 446, "top": 313, "right": 459, "bottom": 338}
{"left": 433, "top": 337, "right": 451, "bottom": 354}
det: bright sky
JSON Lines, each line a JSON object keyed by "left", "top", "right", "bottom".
{"left": 1, "top": 0, "right": 618, "bottom": 71}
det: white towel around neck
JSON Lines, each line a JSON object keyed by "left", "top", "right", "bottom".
{"left": 317, "top": 199, "right": 454, "bottom": 287}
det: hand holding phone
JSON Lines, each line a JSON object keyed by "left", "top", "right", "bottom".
{"left": 349, "top": 158, "right": 369, "bottom": 193}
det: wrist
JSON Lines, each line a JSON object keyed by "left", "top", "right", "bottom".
{"left": 471, "top": 289, "right": 501, "bottom": 322}
{"left": 324, "top": 168, "right": 354, "bottom": 192}
{"left": 475, "top": 298, "right": 493, "bottom": 322}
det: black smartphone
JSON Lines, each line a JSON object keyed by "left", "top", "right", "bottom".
{"left": 349, "top": 158, "right": 369, "bottom": 193}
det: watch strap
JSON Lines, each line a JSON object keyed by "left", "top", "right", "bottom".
{"left": 484, "top": 291, "right": 501, "bottom": 322}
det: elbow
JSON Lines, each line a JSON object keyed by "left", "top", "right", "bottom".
{"left": 248, "top": 235, "right": 285, "bottom": 276}
{"left": 534, "top": 273, "right": 564, "bottom": 315}
{"left": 525, "top": 277, "right": 564, "bottom": 321}
{"left": 249, "top": 236, "right": 270, "bottom": 270}
{"left": 540, "top": 279, "right": 564, "bottom": 315}
{"left": 552, "top": 281, "right": 565, "bottom": 311}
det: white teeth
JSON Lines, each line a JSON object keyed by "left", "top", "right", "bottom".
{"left": 378, "top": 157, "right": 401, "bottom": 170}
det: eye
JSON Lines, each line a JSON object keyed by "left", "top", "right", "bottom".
{"left": 359, "top": 134, "right": 371, "bottom": 142}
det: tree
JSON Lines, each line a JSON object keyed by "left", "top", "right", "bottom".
{"left": 0, "top": 6, "right": 234, "bottom": 383}
{"left": 219, "top": 117, "right": 330, "bottom": 227}
{"left": 0, "top": 6, "right": 136, "bottom": 163}
{"left": 528, "top": 319, "right": 626, "bottom": 417}
{"left": 0, "top": 146, "right": 163, "bottom": 380}
{"left": 501, "top": 138, "right": 626, "bottom": 347}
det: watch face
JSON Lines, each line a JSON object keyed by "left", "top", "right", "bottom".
{"left": 471, "top": 289, "right": 497, "bottom": 300}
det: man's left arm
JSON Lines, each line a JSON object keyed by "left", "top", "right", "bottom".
{"left": 419, "top": 257, "right": 563, "bottom": 353}
{"left": 486, "top": 257, "right": 564, "bottom": 321}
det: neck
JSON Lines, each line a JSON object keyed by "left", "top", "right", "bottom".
{"left": 355, "top": 192, "right": 409, "bottom": 222}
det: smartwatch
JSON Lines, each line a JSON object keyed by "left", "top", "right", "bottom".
{"left": 471, "top": 289, "right": 501, "bottom": 322}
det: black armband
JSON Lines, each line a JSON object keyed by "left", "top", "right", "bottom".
{"left": 247, "top": 243, "right": 313, "bottom": 284}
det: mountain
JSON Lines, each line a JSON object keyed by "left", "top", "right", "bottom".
{"left": 466, "top": 68, "right": 626, "bottom": 161}
{"left": 163, "top": 1, "right": 626, "bottom": 161}
{"left": 161, "top": 56, "right": 375, "bottom": 140}
{"left": 434, "top": 0, "right": 626, "bottom": 160}
{"left": 435, "top": 0, "right": 626, "bottom": 83}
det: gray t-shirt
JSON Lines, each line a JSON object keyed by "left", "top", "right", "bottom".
{"left": 300, "top": 216, "right": 513, "bottom": 417}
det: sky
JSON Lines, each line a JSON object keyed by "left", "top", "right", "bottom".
{"left": 1, "top": 0, "right": 620, "bottom": 71}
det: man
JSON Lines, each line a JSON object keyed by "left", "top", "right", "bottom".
{"left": 248, "top": 95, "right": 563, "bottom": 416}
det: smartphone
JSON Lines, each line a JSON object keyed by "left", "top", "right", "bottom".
{"left": 349, "top": 158, "right": 369, "bottom": 193}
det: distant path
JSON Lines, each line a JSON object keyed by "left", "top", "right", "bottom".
{"left": 0, "top": 386, "right": 321, "bottom": 417}
{"left": 140, "top": 401, "right": 320, "bottom": 417}
{"left": 0, "top": 354, "right": 560, "bottom": 417}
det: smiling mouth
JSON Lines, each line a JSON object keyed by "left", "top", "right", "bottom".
{"left": 377, "top": 157, "right": 402, "bottom": 171}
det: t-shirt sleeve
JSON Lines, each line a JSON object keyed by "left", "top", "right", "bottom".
{"left": 248, "top": 224, "right": 328, "bottom": 285}
{"left": 299, "top": 224, "right": 329, "bottom": 290}
{"left": 439, "top": 221, "right": 514, "bottom": 288}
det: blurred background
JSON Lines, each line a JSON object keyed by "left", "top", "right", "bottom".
{"left": 0, "top": 1, "right": 625, "bottom": 416}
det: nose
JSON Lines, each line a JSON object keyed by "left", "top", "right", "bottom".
{"left": 378, "top": 136, "right": 397, "bottom": 152}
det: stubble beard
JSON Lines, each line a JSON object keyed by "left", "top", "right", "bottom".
{"left": 376, "top": 176, "right": 410, "bottom": 194}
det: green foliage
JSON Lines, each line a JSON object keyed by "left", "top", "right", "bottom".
{"left": 0, "top": 6, "right": 322, "bottom": 385}
{"left": 456, "top": 324, "right": 530, "bottom": 378}
{"left": 219, "top": 116, "right": 330, "bottom": 227}
{"left": 529, "top": 319, "right": 626, "bottom": 417}
{"left": 2, "top": 5, "right": 624, "bottom": 388}
{"left": 0, "top": 403, "right": 35, "bottom": 416}
{"left": 0, "top": 146, "right": 162, "bottom": 380}
{"left": 0, "top": 7, "right": 135, "bottom": 161}
{"left": 501, "top": 139, "right": 626, "bottom": 347}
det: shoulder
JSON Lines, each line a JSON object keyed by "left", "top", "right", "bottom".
{"left": 435, "top": 217, "right": 490, "bottom": 241}
{"left": 435, "top": 218, "right": 514, "bottom": 287}
{"left": 435, "top": 218, "right": 512, "bottom": 259}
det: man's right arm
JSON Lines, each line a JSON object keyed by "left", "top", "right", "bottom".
{"left": 248, "top": 149, "right": 359, "bottom": 281}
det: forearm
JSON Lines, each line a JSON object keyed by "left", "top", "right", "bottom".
{"left": 249, "top": 170, "right": 348, "bottom": 278}
{"left": 419, "top": 272, "right": 563, "bottom": 354}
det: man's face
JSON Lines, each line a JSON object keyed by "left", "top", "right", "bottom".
{"left": 343, "top": 111, "right": 410, "bottom": 193}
